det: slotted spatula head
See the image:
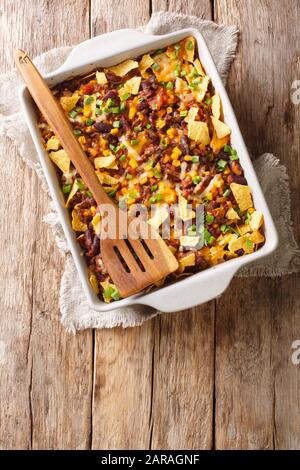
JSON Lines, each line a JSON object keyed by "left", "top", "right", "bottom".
{"left": 14, "top": 49, "right": 179, "bottom": 298}
{"left": 100, "top": 217, "right": 179, "bottom": 298}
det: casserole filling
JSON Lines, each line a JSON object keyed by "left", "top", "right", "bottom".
{"left": 38, "top": 36, "right": 264, "bottom": 303}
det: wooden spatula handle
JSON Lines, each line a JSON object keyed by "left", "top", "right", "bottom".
{"left": 14, "top": 49, "right": 112, "bottom": 207}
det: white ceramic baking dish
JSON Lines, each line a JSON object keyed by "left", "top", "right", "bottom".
{"left": 19, "top": 28, "right": 278, "bottom": 312}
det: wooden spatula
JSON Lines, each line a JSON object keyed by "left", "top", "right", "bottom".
{"left": 14, "top": 49, "right": 179, "bottom": 298}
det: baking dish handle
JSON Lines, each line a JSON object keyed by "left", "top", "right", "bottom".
{"left": 54, "top": 29, "right": 161, "bottom": 74}
{"left": 139, "top": 264, "right": 239, "bottom": 312}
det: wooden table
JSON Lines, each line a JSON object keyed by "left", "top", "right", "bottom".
{"left": 1, "top": 0, "right": 299, "bottom": 450}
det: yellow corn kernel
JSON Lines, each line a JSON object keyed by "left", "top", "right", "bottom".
{"left": 166, "top": 106, "right": 173, "bottom": 114}
{"left": 172, "top": 160, "right": 181, "bottom": 167}
{"left": 248, "top": 207, "right": 255, "bottom": 214}
{"left": 110, "top": 128, "right": 119, "bottom": 135}
{"left": 90, "top": 206, "right": 96, "bottom": 215}
{"left": 147, "top": 170, "right": 154, "bottom": 178}
{"left": 206, "top": 193, "right": 213, "bottom": 201}
{"left": 88, "top": 148, "right": 98, "bottom": 157}
{"left": 144, "top": 163, "right": 152, "bottom": 171}
{"left": 167, "top": 128, "right": 176, "bottom": 138}
{"left": 164, "top": 191, "right": 177, "bottom": 204}
{"left": 156, "top": 119, "right": 166, "bottom": 129}
{"left": 163, "top": 155, "right": 170, "bottom": 163}
{"left": 184, "top": 155, "right": 192, "bottom": 161}
{"left": 78, "top": 136, "right": 86, "bottom": 146}
{"left": 139, "top": 176, "right": 148, "bottom": 185}
{"left": 156, "top": 162, "right": 161, "bottom": 172}
{"left": 129, "top": 158, "right": 138, "bottom": 169}
{"left": 103, "top": 149, "right": 111, "bottom": 156}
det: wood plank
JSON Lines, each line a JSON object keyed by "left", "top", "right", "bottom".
{"left": 90, "top": 0, "right": 154, "bottom": 450}
{"left": 149, "top": 0, "right": 215, "bottom": 450}
{"left": 0, "top": 0, "right": 93, "bottom": 449}
{"left": 214, "top": 0, "right": 300, "bottom": 449}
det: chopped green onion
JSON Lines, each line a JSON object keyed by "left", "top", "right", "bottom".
{"left": 152, "top": 63, "right": 160, "bottom": 71}
{"left": 111, "top": 289, "right": 121, "bottom": 301}
{"left": 223, "top": 144, "right": 231, "bottom": 153}
{"left": 86, "top": 118, "right": 94, "bottom": 126}
{"left": 106, "top": 98, "right": 114, "bottom": 107}
{"left": 245, "top": 211, "right": 251, "bottom": 224}
{"left": 149, "top": 196, "right": 156, "bottom": 204}
{"left": 192, "top": 175, "right": 201, "bottom": 185}
{"left": 155, "top": 48, "right": 164, "bottom": 54}
{"left": 156, "top": 193, "right": 163, "bottom": 201}
{"left": 204, "top": 228, "right": 215, "bottom": 246}
{"left": 166, "top": 81, "right": 174, "bottom": 90}
{"left": 245, "top": 238, "right": 253, "bottom": 249}
{"left": 180, "top": 110, "right": 188, "bottom": 117}
{"left": 69, "top": 110, "right": 77, "bottom": 119}
{"left": 191, "top": 156, "right": 200, "bottom": 163}
{"left": 73, "top": 129, "right": 82, "bottom": 136}
{"left": 110, "top": 107, "right": 120, "bottom": 114}
{"left": 131, "top": 139, "right": 139, "bottom": 146}
{"left": 75, "top": 106, "right": 83, "bottom": 113}
{"left": 174, "top": 44, "right": 181, "bottom": 51}
{"left": 122, "top": 92, "right": 131, "bottom": 101}
{"left": 230, "top": 154, "right": 239, "bottom": 161}
{"left": 126, "top": 173, "right": 133, "bottom": 180}
{"left": 217, "top": 159, "right": 228, "bottom": 171}
{"left": 153, "top": 170, "right": 162, "bottom": 179}
{"left": 146, "top": 123, "right": 151, "bottom": 129}
{"left": 206, "top": 213, "right": 215, "bottom": 223}
{"left": 108, "top": 189, "right": 117, "bottom": 197}
{"left": 180, "top": 70, "right": 187, "bottom": 77}
{"left": 113, "top": 120, "right": 121, "bottom": 128}
{"left": 119, "top": 102, "right": 126, "bottom": 111}
{"left": 223, "top": 188, "right": 231, "bottom": 198}
{"left": 152, "top": 103, "right": 158, "bottom": 110}
{"left": 96, "top": 99, "right": 103, "bottom": 106}
{"left": 84, "top": 96, "right": 94, "bottom": 105}
{"left": 134, "top": 126, "right": 142, "bottom": 132}
{"left": 77, "top": 180, "right": 85, "bottom": 190}
{"left": 204, "top": 97, "right": 212, "bottom": 106}
{"left": 151, "top": 184, "right": 158, "bottom": 192}
{"left": 86, "top": 190, "right": 93, "bottom": 198}
{"left": 95, "top": 108, "right": 102, "bottom": 115}
{"left": 62, "top": 184, "right": 71, "bottom": 194}
{"left": 186, "top": 40, "right": 193, "bottom": 50}
{"left": 119, "top": 154, "right": 127, "bottom": 162}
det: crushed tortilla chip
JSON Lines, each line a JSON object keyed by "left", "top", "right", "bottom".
{"left": 211, "top": 94, "right": 221, "bottom": 119}
{"left": 250, "top": 211, "right": 264, "bottom": 231}
{"left": 188, "top": 120, "right": 210, "bottom": 145}
{"left": 89, "top": 273, "right": 99, "bottom": 294}
{"left": 184, "top": 36, "right": 195, "bottom": 62}
{"left": 119, "top": 76, "right": 141, "bottom": 97}
{"left": 250, "top": 230, "right": 265, "bottom": 244}
{"left": 178, "top": 195, "right": 195, "bottom": 221}
{"left": 226, "top": 207, "right": 240, "bottom": 220}
{"left": 193, "top": 76, "right": 210, "bottom": 103}
{"left": 185, "top": 106, "right": 199, "bottom": 123}
{"left": 230, "top": 183, "right": 253, "bottom": 212}
{"left": 71, "top": 209, "right": 87, "bottom": 232}
{"left": 175, "top": 77, "right": 188, "bottom": 94}
{"left": 91, "top": 213, "right": 101, "bottom": 236}
{"left": 210, "top": 130, "right": 229, "bottom": 153}
{"left": 228, "top": 230, "right": 264, "bottom": 254}
{"left": 211, "top": 116, "right": 231, "bottom": 139}
{"left": 60, "top": 95, "right": 79, "bottom": 113}
{"left": 49, "top": 149, "right": 70, "bottom": 174}
{"left": 96, "top": 71, "right": 107, "bottom": 85}
{"left": 83, "top": 95, "right": 97, "bottom": 119}
{"left": 179, "top": 252, "right": 196, "bottom": 270}
{"left": 148, "top": 206, "right": 169, "bottom": 230}
{"left": 151, "top": 53, "right": 179, "bottom": 82}
{"left": 237, "top": 224, "right": 251, "bottom": 235}
{"left": 66, "top": 179, "right": 79, "bottom": 208}
{"left": 46, "top": 135, "right": 60, "bottom": 151}
{"left": 96, "top": 171, "right": 119, "bottom": 186}
{"left": 107, "top": 59, "right": 138, "bottom": 77}
{"left": 94, "top": 155, "right": 117, "bottom": 169}
{"left": 180, "top": 235, "right": 200, "bottom": 247}
{"left": 139, "top": 54, "right": 154, "bottom": 77}
{"left": 193, "top": 58, "right": 205, "bottom": 77}
{"left": 199, "top": 174, "right": 223, "bottom": 197}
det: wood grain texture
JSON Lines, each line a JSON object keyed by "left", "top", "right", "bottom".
{"left": 0, "top": 0, "right": 93, "bottom": 450}
{"left": 214, "top": 0, "right": 300, "bottom": 450}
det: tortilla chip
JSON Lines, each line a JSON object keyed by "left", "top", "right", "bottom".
{"left": 175, "top": 77, "right": 188, "bottom": 94}
{"left": 230, "top": 183, "right": 253, "bottom": 212}
{"left": 185, "top": 106, "right": 199, "bottom": 123}
{"left": 89, "top": 273, "right": 99, "bottom": 294}
{"left": 250, "top": 230, "right": 265, "bottom": 244}
{"left": 107, "top": 59, "right": 138, "bottom": 77}
{"left": 96, "top": 171, "right": 119, "bottom": 186}
{"left": 217, "top": 233, "right": 238, "bottom": 247}
{"left": 180, "top": 235, "right": 200, "bottom": 247}
{"left": 100, "top": 280, "right": 119, "bottom": 303}
{"left": 60, "top": 95, "right": 79, "bottom": 113}
{"left": 96, "top": 71, "right": 107, "bottom": 85}
{"left": 193, "top": 58, "right": 205, "bottom": 77}
{"left": 46, "top": 135, "right": 60, "bottom": 151}
{"left": 228, "top": 234, "right": 245, "bottom": 253}
{"left": 139, "top": 54, "right": 154, "bottom": 77}
{"left": 178, "top": 195, "right": 195, "bottom": 221}
{"left": 118, "top": 76, "right": 141, "bottom": 97}
{"left": 179, "top": 252, "right": 196, "bottom": 269}
{"left": 210, "top": 246, "right": 226, "bottom": 264}
{"left": 188, "top": 120, "right": 210, "bottom": 145}
{"left": 71, "top": 209, "right": 87, "bottom": 232}
{"left": 184, "top": 36, "right": 195, "bottom": 62}
{"left": 226, "top": 207, "right": 240, "bottom": 220}
{"left": 250, "top": 211, "right": 264, "bottom": 231}
{"left": 211, "top": 116, "right": 231, "bottom": 139}
{"left": 199, "top": 174, "right": 223, "bottom": 197}
{"left": 91, "top": 213, "right": 101, "bottom": 236}
{"left": 94, "top": 155, "right": 117, "bottom": 169}
{"left": 148, "top": 206, "right": 169, "bottom": 230}
{"left": 151, "top": 53, "right": 179, "bottom": 82}
{"left": 193, "top": 76, "right": 210, "bottom": 103}
{"left": 83, "top": 95, "right": 97, "bottom": 119}
{"left": 237, "top": 224, "right": 251, "bottom": 236}
{"left": 211, "top": 94, "right": 221, "bottom": 119}
{"left": 49, "top": 149, "right": 70, "bottom": 174}
{"left": 210, "top": 130, "right": 230, "bottom": 153}
{"left": 66, "top": 179, "right": 79, "bottom": 208}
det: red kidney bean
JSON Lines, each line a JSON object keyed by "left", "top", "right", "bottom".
{"left": 180, "top": 135, "right": 190, "bottom": 155}
{"left": 105, "top": 72, "right": 123, "bottom": 83}
{"left": 94, "top": 122, "right": 112, "bottom": 133}
{"left": 227, "top": 174, "right": 248, "bottom": 185}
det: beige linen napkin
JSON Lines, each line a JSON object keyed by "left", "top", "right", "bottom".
{"left": 0, "top": 12, "right": 299, "bottom": 332}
